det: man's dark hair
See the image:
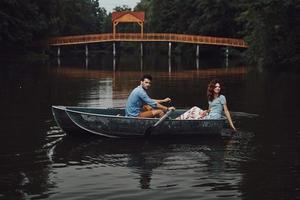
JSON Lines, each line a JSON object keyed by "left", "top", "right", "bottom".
{"left": 140, "top": 74, "right": 152, "bottom": 81}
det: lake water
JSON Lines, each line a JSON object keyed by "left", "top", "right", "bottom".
{"left": 0, "top": 54, "right": 299, "bottom": 199}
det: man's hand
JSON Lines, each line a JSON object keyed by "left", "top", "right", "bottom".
{"left": 167, "top": 106, "right": 176, "bottom": 111}
{"left": 163, "top": 97, "right": 171, "bottom": 103}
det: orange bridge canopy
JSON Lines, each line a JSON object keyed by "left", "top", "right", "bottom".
{"left": 112, "top": 12, "right": 145, "bottom": 37}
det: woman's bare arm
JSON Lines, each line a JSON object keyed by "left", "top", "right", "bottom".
{"left": 223, "top": 104, "right": 237, "bottom": 131}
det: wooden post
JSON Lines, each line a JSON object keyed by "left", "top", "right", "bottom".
{"left": 140, "top": 42, "right": 143, "bottom": 57}
{"left": 85, "top": 44, "right": 88, "bottom": 57}
{"left": 113, "top": 42, "right": 116, "bottom": 57}
{"left": 57, "top": 47, "right": 61, "bottom": 57}
{"left": 225, "top": 47, "right": 229, "bottom": 67}
{"left": 141, "top": 22, "right": 144, "bottom": 38}
{"left": 113, "top": 22, "right": 116, "bottom": 39}
{"left": 196, "top": 45, "right": 199, "bottom": 58}
{"left": 168, "top": 42, "right": 172, "bottom": 57}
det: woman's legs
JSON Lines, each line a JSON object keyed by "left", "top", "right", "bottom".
{"left": 176, "top": 106, "right": 206, "bottom": 120}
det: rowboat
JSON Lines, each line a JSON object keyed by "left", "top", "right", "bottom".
{"left": 52, "top": 106, "right": 226, "bottom": 138}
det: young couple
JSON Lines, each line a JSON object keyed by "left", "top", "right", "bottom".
{"left": 125, "top": 74, "right": 236, "bottom": 131}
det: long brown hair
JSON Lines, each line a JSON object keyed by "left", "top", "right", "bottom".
{"left": 207, "top": 79, "right": 221, "bottom": 101}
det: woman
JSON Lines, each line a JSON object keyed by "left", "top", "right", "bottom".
{"left": 177, "top": 79, "right": 236, "bottom": 131}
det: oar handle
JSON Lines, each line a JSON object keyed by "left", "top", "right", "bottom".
{"left": 144, "top": 109, "right": 174, "bottom": 137}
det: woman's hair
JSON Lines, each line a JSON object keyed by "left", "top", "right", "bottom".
{"left": 207, "top": 79, "right": 221, "bottom": 101}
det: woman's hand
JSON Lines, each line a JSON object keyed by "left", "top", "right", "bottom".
{"left": 232, "top": 126, "right": 237, "bottom": 132}
{"left": 202, "top": 109, "right": 210, "bottom": 116}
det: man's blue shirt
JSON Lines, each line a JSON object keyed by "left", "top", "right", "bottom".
{"left": 125, "top": 85, "right": 157, "bottom": 117}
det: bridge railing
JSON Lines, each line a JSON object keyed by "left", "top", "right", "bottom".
{"left": 49, "top": 33, "right": 247, "bottom": 48}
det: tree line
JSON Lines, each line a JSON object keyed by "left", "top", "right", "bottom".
{"left": 0, "top": 0, "right": 299, "bottom": 69}
{"left": 135, "top": 0, "right": 299, "bottom": 70}
{"left": 0, "top": 0, "right": 106, "bottom": 53}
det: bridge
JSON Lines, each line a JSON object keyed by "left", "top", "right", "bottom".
{"left": 49, "top": 33, "right": 247, "bottom": 48}
{"left": 49, "top": 12, "right": 247, "bottom": 58}
{"left": 49, "top": 32, "right": 247, "bottom": 59}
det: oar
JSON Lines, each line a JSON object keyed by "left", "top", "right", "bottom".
{"left": 144, "top": 109, "right": 174, "bottom": 137}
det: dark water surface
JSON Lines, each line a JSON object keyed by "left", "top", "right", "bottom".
{"left": 0, "top": 56, "right": 300, "bottom": 200}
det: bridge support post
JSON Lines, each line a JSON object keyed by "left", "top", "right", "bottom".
{"left": 85, "top": 45, "right": 88, "bottom": 57}
{"left": 113, "top": 42, "right": 116, "bottom": 57}
{"left": 225, "top": 47, "right": 229, "bottom": 67}
{"left": 168, "top": 42, "right": 172, "bottom": 57}
{"left": 196, "top": 45, "right": 199, "bottom": 58}
{"left": 57, "top": 47, "right": 61, "bottom": 57}
{"left": 140, "top": 42, "right": 143, "bottom": 57}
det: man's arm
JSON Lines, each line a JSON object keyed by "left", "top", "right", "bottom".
{"left": 139, "top": 90, "right": 174, "bottom": 111}
{"left": 156, "top": 102, "right": 175, "bottom": 112}
{"left": 153, "top": 97, "right": 171, "bottom": 104}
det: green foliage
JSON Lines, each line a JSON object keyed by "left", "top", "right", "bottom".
{"left": 148, "top": 0, "right": 178, "bottom": 33}
{"left": 0, "top": 0, "right": 107, "bottom": 53}
{"left": 134, "top": 0, "right": 242, "bottom": 55}
{"left": 137, "top": 0, "right": 240, "bottom": 36}
{"left": 134, "top": 0, "right": 299, "bottom": 69}
{"left": 53, "top": 0, "right": 107, "bottom": 36}
{"left": 0, "top": 0, "right": 44, "bottom": 49}
{"left": 134, "top": 0, "right": 153, "bottom": 31}
{"left": 113, "top": 5, "right": 132, "bottom": 12}
{"left": 239, "top": 0, "right": 300, "bottom": 69}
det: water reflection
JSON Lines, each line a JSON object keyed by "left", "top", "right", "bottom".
{"left": 77, "top": 78, "right": 113, "bottom": 107}
{"left": 168, "top": 57, "right": 171, "bottom": 73}
{"left": 85, "top": 57, "right": 88, "bottom": 69}
{"left": 140, "top": 56, "right": 143, "bottom": 72}
{"left": 0, "top": 149, "right": 55, "bottom": 199}
{"left": 57, "top": 57, "right": 61, "bottom": 67}
{"left": 51, "top": 136, "right": 249, "bottom": 192}
{"left": 48, "top": 66, "right": 247, "bottom": 109}
{"left": 113, "top": 57, "right": 116, "bottom": 71}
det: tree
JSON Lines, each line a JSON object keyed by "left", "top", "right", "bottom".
{"left": 0, "top": 0, "right": 45, "bottom": 50}
{"left": 0, "top": 0, "right": 107, "bottom": 54}
{"left": 53, "top": 0, "right": 106, "bottom": 36}
{"left": 239, "top": 0, "right": 300, "bottom": 69}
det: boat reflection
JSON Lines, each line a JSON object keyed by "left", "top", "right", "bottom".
{"left": 52, "top": 136, "right": 237, "bottom": 189}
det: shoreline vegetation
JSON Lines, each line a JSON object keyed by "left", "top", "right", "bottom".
{"left": 0, "top": 0, "right": 299, "bottom": 71}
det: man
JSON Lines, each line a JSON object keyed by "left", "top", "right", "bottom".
{"left": 125, "top": 74, "right": 175, "bottom": 118}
